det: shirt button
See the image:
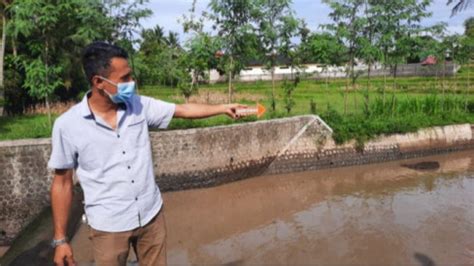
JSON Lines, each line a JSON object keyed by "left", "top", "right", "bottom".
{"left": 122, "top": 151, "right": 126, "bottom": 155}
{"left": 127, "top": 166, "right": 131, "bottom": 169}
{"left": 135, "top": 197, "right": 138, "bottom": 201}
{"left": 117, "top": 134, "right": 120, "bottom": 138}
{"left": 131, "top": 180, "right": 135, "bottom": 183}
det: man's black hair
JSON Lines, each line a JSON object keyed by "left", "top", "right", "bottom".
{"left": 81, "top": 41, "right": 128, "bottom": 85}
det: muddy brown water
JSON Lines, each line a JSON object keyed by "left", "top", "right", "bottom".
{"left": 162, "top": 151, "right": 474, "bottom": 266}
{"left": 21, "top": 150, "right": 471, "bottom": 265}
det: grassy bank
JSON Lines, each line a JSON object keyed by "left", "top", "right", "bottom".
{"left": 144, "top": 66, "right": 474, "bottom": 144}
{"left": 1, "top": 65, "right": 473, "bottom": 143}
{"left": 0, "top": 115, "right": 56, "bottom": 141}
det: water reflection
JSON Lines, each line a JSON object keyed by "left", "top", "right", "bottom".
{"left": 164, "top": 151, "right": 474, "bottom": 265}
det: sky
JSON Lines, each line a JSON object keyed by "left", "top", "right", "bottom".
{"left": 141, "top": 0, "right": 473, "bottom": 42}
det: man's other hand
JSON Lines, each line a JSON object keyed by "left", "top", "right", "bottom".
{"left": 54, "top": 243, "right": 76, "bottom": 266}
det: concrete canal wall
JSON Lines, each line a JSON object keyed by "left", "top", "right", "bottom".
{"left": 1, "top": 115, "right": 473, "bottom": 247}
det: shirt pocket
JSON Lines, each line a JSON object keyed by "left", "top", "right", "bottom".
{"left": 77, "top": 143, "right": 102, "bottom": 171}
{"left": 127, "top": 118, "right": 148, "bottom": 148}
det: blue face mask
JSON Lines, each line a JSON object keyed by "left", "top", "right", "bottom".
{"left": 99, "top": 77, "right": 136, "bottom": 104}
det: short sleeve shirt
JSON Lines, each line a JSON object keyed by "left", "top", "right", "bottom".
{"left": 48, "top": 93, "right": 175, "bottom": 232}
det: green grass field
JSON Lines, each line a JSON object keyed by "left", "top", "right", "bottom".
{"left": 1, "top": 65, "right": 473, "bottom": 143}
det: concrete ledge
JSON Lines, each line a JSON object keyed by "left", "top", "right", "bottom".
{"left": 0, "top": 138, "right": 51, "bottom": 148}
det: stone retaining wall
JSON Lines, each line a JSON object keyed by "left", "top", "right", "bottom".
{"left": 266, "top": 123, "right": 474, "bottom": 175}
{"left": 0, "top": 139, "right": 52, "bottom": 246}
{"left": 0, "top": 115, "right": 473, "bottom": 246}
{"left": 151, "top": 116, "right": 332, "bottom": 191}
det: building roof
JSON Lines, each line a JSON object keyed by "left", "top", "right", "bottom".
{"left": 421, "top": 55, "right": 437, "bottom": 65}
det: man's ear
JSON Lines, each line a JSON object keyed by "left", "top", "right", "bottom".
{"left": 91, "top": 75, "right": 103, "bottom": 89}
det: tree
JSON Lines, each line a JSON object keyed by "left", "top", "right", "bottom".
{"left": 464, "top": 17, "right": 474, "bottom": 38}
{"left": 359, "top": 0, "right": 382, "bottom": 87}
{"left": 323, "top": 0, "right": 366, "bottom": 86}
{"left": 0, "top": 0, "right": 12, "bottom": 98}
{"left": 303, "top": 32, "right": 347, "bottom": 90}
{"left": 165, "top": 31, "right": 180, "bottom": 48}
{"left": 447, "top": 0, "right": 473, "bottom": 16}
{"left": 305, "top": 33, "right": 347, "bottom": 66}
{"left": 137, "top": 25, "right": 170, "bottom": 85}
{"left": 323, "top": 0, "right": 366, "bottom": 114}
{"left": 254, "top": 0, "right": 299, "bottom": 111}
{"left": 0, "top": 7, "right": 5, "bottom": 97}
{"left": 101, "top": 0, "right": 152, "bottom": 90}
{"left": 178, "top": 1, "right": 222, "bottom": 102}
{"left": 406, "top": 35, "right": 441, "bottom": 63}
{"left": 372, "top": 0, "right": 432, "bottom": 88}
{"left": 140, "top": 25, "right": 166, "bottom": 53}
{"left": 181, "top": 34, "right": 221, "bottom": 102}
{"left": 102, "top": 0, "right": 153, "bottom": 43}
{"left": 451, "top": 34, "right": 474, "bottom": 110}
{"left": 208, "top": 0, "right": 258, "bottom": 103}
{"left": 6, "top": 0, "right": 151, "bottom": 118}
{"left": 8, "top": 0, "right": 102, "bottom": 125}
{"left": 136, "top": 28, "right": 183, "bottom": 86}
{"left": 282, "top": 76, "right": 300, "bottom": 114}
{"left": 357, "top": 1, "right": 384, "bottom": 115}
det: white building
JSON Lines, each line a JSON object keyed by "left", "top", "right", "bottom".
{"left": 208, "top": 60, "right": 457, "bottom": 83}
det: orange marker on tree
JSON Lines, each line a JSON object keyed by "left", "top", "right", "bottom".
{"left": 236, "top": 103, "right": 266, "bottom": 118}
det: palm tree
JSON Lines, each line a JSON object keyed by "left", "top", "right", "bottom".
{"left": 141, "top": 25, "right": 165, "bottom": 45}
{"left": 140, "top": 25, "right": 166, "bottom": 55}
{"left": 448, "top": 0, "right": 473, "bottom": 16}
{"left": 165, "top": 31, "right": 180, "bottom": 49}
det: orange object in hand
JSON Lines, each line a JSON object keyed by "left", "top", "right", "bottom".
{"left": 236, "top": 103, "right": 266, "bottom": 118}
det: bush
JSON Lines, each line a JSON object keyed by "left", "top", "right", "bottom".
{"left": 321, "top": 92, "right": 473, "bottom": 145}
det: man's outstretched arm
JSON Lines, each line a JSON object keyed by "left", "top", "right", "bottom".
{"left": 174, "top": 103, "right": 246, "bottom": 119}
{"left": 51, "top": 169, "right": 76, "bottom": 266}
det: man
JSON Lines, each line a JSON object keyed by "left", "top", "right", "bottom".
{"left": 49, "top": 41, "right": 244, "bottom": 266}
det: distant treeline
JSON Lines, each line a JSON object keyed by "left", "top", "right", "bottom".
{"left": 0, "top": 0, "right": 473, "bottom": 118}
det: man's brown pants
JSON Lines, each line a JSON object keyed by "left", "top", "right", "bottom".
{"left": 88, "top": 210, "right": 167, "bottom": 266}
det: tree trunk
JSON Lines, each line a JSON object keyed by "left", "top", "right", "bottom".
{"left": 46, "top": 96, "right": 52, "bottom": 128}
{"left": 391, "top": 94, "right": 396, "bottom": 117}
{"left": 383, "top": 68, "right": 386, "bottom": 109}
{"left": 367, "top": 63, "right": 371, "bottom": 90}
{"left": 228, "top": 56, "right": 233, "bottom": 104}
{"left": 349, "top": 49, "right": 357, "bottom": 114}
{"left": 325, "top": 68, "right": 330, "bottom": 112}
{"left": 0, "top": 13, "right": 6, "bottom": 98}
{"left": 344, "top": 75, "right": 349, "bottom": 115}
{"left": 12, "top": 39, "right": 17, "bottom": 58}
{"left": 325, "top": 68, "right": 329, "bottom": 91}
{"left": 350, "top": 56, "right": 355, "bottom": 89}
{"left": 353, "top": 83, "right": 358, "bottom": 113}
{"left": 290, "top": 63, "right": 294, "bottom": 81}
{"left": 45, "top": 40, "right": 52, "bottom": 129}
{"left": 366, "top": 63, "right": 371, "bottom": 115}
{"left": 442, "top": 61, "right": 446, "bottom": 112}
{"left": 467, "top": 62, "right": 471, "bottom": 112}
{"left": 392, "top": 64, "right": 398, "bottom": 90}
{"left": 271, "top": 66, "right": 275, "bottom": 111}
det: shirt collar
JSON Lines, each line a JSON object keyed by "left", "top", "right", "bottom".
{"left": 79, "top": 91, "right": 93, "bottom": 118}
{"left": 79, "top": 90, "right": 128, "bottom": 118}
